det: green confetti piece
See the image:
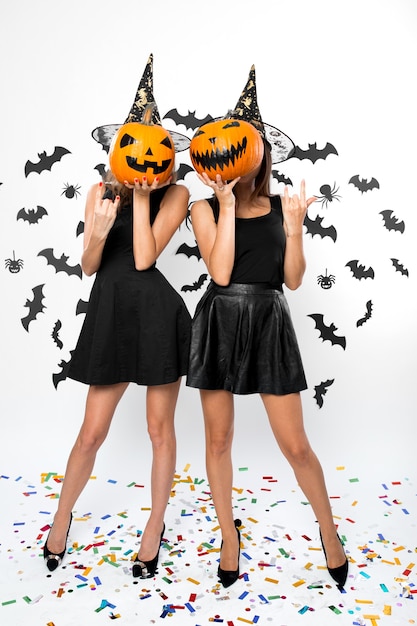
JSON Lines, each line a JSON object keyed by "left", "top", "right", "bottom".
{"left": 161, "top": 576, "right": 172, "bottom": 584}
{"left": 238, "top": 467, "right": 248, "bottom": 471}
{"left": 251, "top": 498, "right": 257, "bottom": 504}
{"left": 22, "top": 596, "right": 31, "bottom": 604}
{"left": 2, "top": 600, "right": 17, "bottom": 606}
{"left": 267, "top": 595, "right": 281, "bottom": 600}
{"left": 329, "top": 605, "right": 342, "bottom": 614}
{"left": 349, "top": 477, "right": 360, "bottom": 483}
{"left": 279, "top": 548, "right": 289, "bottom": 557}
{"left": 127, "top": 482, "right": 136, "bottom": 487}
{"left": 109, "top": 546, "right": 122, "bottom": 551}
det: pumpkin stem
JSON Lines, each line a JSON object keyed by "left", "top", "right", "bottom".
{"left": 141, "top": 102, "right": 157, "bottom": 125}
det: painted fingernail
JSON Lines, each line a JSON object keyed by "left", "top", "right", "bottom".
{"left": 134, "top": 178, "right": 139, "bottom": 184}
{"left": 142, "top": 176, "right": 147, "bottom": 182}
{"left": 99, "top": 181, "right": 103, "bottom": 187}
{"left": 155, "top": 177, "right": 160, "bottom": 183}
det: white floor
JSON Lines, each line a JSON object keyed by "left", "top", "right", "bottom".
{"left": 1, "top": 461, "right": 415, "bottom": 626}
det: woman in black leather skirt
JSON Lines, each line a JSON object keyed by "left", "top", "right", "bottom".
{"left": 186, "top": 138, "right": 348, "bottom": 589}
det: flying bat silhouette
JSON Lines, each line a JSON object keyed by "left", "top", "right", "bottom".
{"left": 356, "top": 300, "right": 373, "bottom": 328}
{"left": 346, "top": 260, "right": 375, "bottom": 280}
{"left": 308, "top": 314, "right": 346, "bottom": 349}
{"left": 94, "top": 163, "right": 107, "bottom": 179}
{"left": 313, "top": 379, "right": 335, "bottom": 408}
{"left": 76, "top": 299, "right": 89, "bottom": 315}
{"left": 38, "top": 248, "right": 82, "bottom": 278}
{"left": 53, "top": 352, "right": 74, "bottom": 389}
{"left": 292, "top": 142, "right": 338, "bottom": 164}
{"left": 17, "top": 205, "right": 48, "bottom": 224}
{"left": 391, "top": 258, "right": 409, "bottom": 277}
{"left": 348, "top": 175, "right": 379, "bottom": 194}
{"left": 176, "top": 163, "right": 195, "bottom": 181}
{"left": 380, "top": 210, "right": 405, "bottom": 233}
{"left": 52, "top": 319, "right": 63, "bottom": 349}
{"left": 181, "top": 273, "right": 208, "bottom": 293}
{"left": 163, "top": 109, "right": 213, "bottom": 131}
{"left": 176, "top": 242, "right": 201, "bottom": 261}
{"left": 24, "top": 146, "right": 71, "bottom": 177}
{"left": 76, "top": 221, "right": 84, "bottom": 237}
{"left": 21, "top": 284, "right": 46, "bottom": 331}
{"left": 272, "top": 170, "right": 293, "bottom": 186}
{"left": 304, "top": 213, "right": 337, "bottom": 242}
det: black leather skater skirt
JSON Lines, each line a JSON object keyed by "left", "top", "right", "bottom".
{"left": 186, "top": 282, "right": 308, "bottom": 395}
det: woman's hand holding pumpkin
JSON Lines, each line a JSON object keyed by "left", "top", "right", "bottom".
{"left": 124, "top": 176, "right": 167, "bottom": 197}
{"left": 197, "top": 172, "right": 240, "bottom": 209}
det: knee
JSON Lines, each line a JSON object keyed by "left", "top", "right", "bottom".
{"left": 283, "top": 441, "right": 313, "bottom": 467}
{"left": 76, "top": 427, "right": 107, "bottom": 454}
{"left": 206, "top": 431, "right": 233, "bottom": 458}
{"left": 147, "top": 420, "right": 175, "bottom": 449}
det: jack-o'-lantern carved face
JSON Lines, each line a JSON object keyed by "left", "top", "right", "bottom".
{"left": 109, "top": 119, "right": 175, "bottom": 185}
{"left": 189, "top": 118, "right": 264, "bottom": 181}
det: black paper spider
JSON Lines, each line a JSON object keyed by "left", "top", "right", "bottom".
{"left": 315, "top": 183, "right": 341, "bottom": 209}
{"left": 5, "top": 251, "right": 24, "bottom": 273}
{"left": 62, "top": 183, "right": 81, "bottom": 199}
{"left": 317, "top": 269, "right": 335, "bottom": 289}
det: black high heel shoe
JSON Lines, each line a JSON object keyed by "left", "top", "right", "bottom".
{"left": 319, "top": 529, "right": 348, "bottom": 587}
{"left": 43, "top": 513, "right": 73, "bottom": 572}
{"left": 218, "top": 519, "right": 241, "bottom": 588}
{"left": 132, "top": 523, "right": 165, "bottom": 579}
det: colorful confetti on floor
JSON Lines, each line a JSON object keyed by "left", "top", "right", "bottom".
{"left": 1, "top": 464, "right": 415, "bottom": 625}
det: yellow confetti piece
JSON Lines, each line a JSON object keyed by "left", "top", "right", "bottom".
{"left": 304, "top": 562, "right": 314, "bottom": 570}
{"left": 247, "top": 517, "right": 258, "bottom": 524}
{"left": 183, "top": 463, "right": 191, "bottom": 472}
{"left": 83, "top": 567, "right": 92, "bottom": 576}
{"left": 336, "top": 466, "right": 345, "bottom": 470}
{"left": 394, "top": 557, "right": 402, "bottom": 565}
{"left": 352, "top": 500, "right": 358, "bottom": 506}
{"left": 406, "top": 562, "right": 415, "bottom": 569}
{"left": 141, "top": 507, "right": 151, "bottom": 511}
{"left": 237, "top": 618, "right": 254, "bottom": 624}
{"left": 383, "top": 605, "right": 392, "bottom": 615}
{"left": 381, "top": 559, "right": 395, "bottom": 565}
{"left": 363, "top": 615, "right": 380, "bottom": 621}
{"left": 355, "top": 599, "right": 374, "bottom": 604}
{"left": 265, "top": 577, "right": 279, "bottom": 584}
{"left": 293, "top": 579, "right": 306, "bottom": 587}
{"left": 394, "top": 546, "right": 405, "bottom": 552}
{"left": 187, "top": 577, "right": 200, "bottom": 585}
{"left": 232, "top": 487, "right": 243, "bottom": 494}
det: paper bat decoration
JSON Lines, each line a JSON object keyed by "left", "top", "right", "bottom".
{"left": 391, "top": 258, "right": 409, "bottom": 277}
{"left": 313, "top": 378, "right": 335, "bottom": 408}
{"left": 176, "top": 163, "right": 195, "bottom": 181}
{"left": 76, "top": 299, "right": 89, "bottom": 315}
{"left": 292, "top": 142, "right": 338, "bottom": 163}
{"left": 348, "top": 175, "right": 379, "bottom": 194}
{"left": 272, "top": 170, "right": 293, "bottom": 186}
{"left": 304, "top": 213, "right": 337, "bottom": 242}
{"left": 94, "top": 163, "right": 107, "bottom": 179}
{"left": 356, "top": 300, "right": 373, "bottom": 327}
{"left": 181, "top": 273, "right": 208, "bottom": 292}
{"left": 176, "top": 242, "right": 201, "bottom": 261}
{"left": 163, "top": 109, "right": 213, "bottom": 131}
{"left": 380, "top": 210, "right": 405, "bottom": 233}
{"left": 346, "top": 260, "right": 375, "bottom": 280}
{"left": 53, "top": 352, "right": 74, "bottom": 389}
{"left": 21, "top": 284, "right": 46, "bottom": 331}
{"left": 52, "top": 319, "right": 63, "bottom": 349}
{"left": 17, "top": 205, "right": 48, "bottom": 224}
{"left": 308, "top": 314, "right": 346, "bottom": 349}
{"left": 24, "top": 146, "right": 71, "bottom": 177}
{"left": 38, "top": 248, "right": 82, "bottom": 278}
{"left": 76, "top": 221, "right": 84, "bottom": 237}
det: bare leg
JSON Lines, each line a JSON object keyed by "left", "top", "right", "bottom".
{"left": 137, "top": 378, "right": 181, "bottom": 561}
{"left": 46, "top": 383, "right": 129, "bottom": 554}
{"left": 200, "top": 389, "right": 239, "bottom": 571}
{"left": 261, "top": 392, "right": 346, "bottom": 568}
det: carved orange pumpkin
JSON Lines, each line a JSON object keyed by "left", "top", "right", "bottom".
{"left": 109, "top": 109, "right": 175, "bottom": 185}
{"left": 189, "top": 118, "right": 264, "bottom": 181}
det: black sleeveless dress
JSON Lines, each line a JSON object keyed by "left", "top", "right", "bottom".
{"left": 68, "top": 186, "right": 191, "bottom": 386}
{"left": 186, "top": 195, "right": 307, "bottom": 395}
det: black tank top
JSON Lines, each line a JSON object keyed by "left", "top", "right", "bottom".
{"left": 208, "top": 195, "right": 286, "bottom": 288}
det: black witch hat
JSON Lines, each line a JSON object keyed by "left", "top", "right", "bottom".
{"left": 92, "top": 54, "right": 190, "bottom": 153}
{"left": 229, "top": 64, "right": 295, "bottom": 164}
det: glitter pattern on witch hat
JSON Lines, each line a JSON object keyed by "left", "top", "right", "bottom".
{"left": 230, "top": 64, "right": 295, "bottom": 164}
{"left": 91, "top": 53, "right": 190, "bottom": 153}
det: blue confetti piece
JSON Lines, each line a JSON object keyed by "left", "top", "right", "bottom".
{"left": 402, "top": 509, "right": 409, "bottom": 514}
{"left": 299, "top": 605, "right": 309, "bottom": 614}
{"left": 108, "top": 479, "right": 117, "bottom": 484}
{"left": 101, "top": 514, "right": 111, "bottom": 520}
{"left": 94, "top": 577, "right": 102, "bottom": 586}
{"left": 185, "top": 602, "right": 195, "bottom": 613}
{"left": 239, "top": 591, "right": 249, "bottom": 600}
{"left": 360, "top": 571, "right": 371, "bottom": 579}
{"left": 382, "top": 500, "right": 392, "bottom": 506}
{"left": 75, "top": 574, "right": 88, "bottom": 582}
{"left": 253, "top": 616, "right": 260, "bottom": 624}
{"left": 94, "top": 527, "right": 100, "bottom": 534}
{"left": 258, "top": 594, "right": 269, "bottom": 604}
{"left": 242, "top": 552, "right": 252, "bottom": 560}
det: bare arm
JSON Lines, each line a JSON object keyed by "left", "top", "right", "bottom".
{"left": 81, "top": 182, "right": 120, "bottom": 276}
{"left": 191, "top": 173, "right": 239, "bottom": 286}
{"left": 281, "top": 179, "right": 316, "bottom": 290}
{"left": 128, "top": 176, "right": 189, "bottom": 271}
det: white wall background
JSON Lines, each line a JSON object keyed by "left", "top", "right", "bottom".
{"left": 1, "top": 0, "right": 416, "bottom": 488}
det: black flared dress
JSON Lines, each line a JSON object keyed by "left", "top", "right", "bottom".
{"left": 68, "top": 186, "right": 191, "bottom": 386}
{"left": 186, "top": 195, "right": 307, "bottom": 395}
